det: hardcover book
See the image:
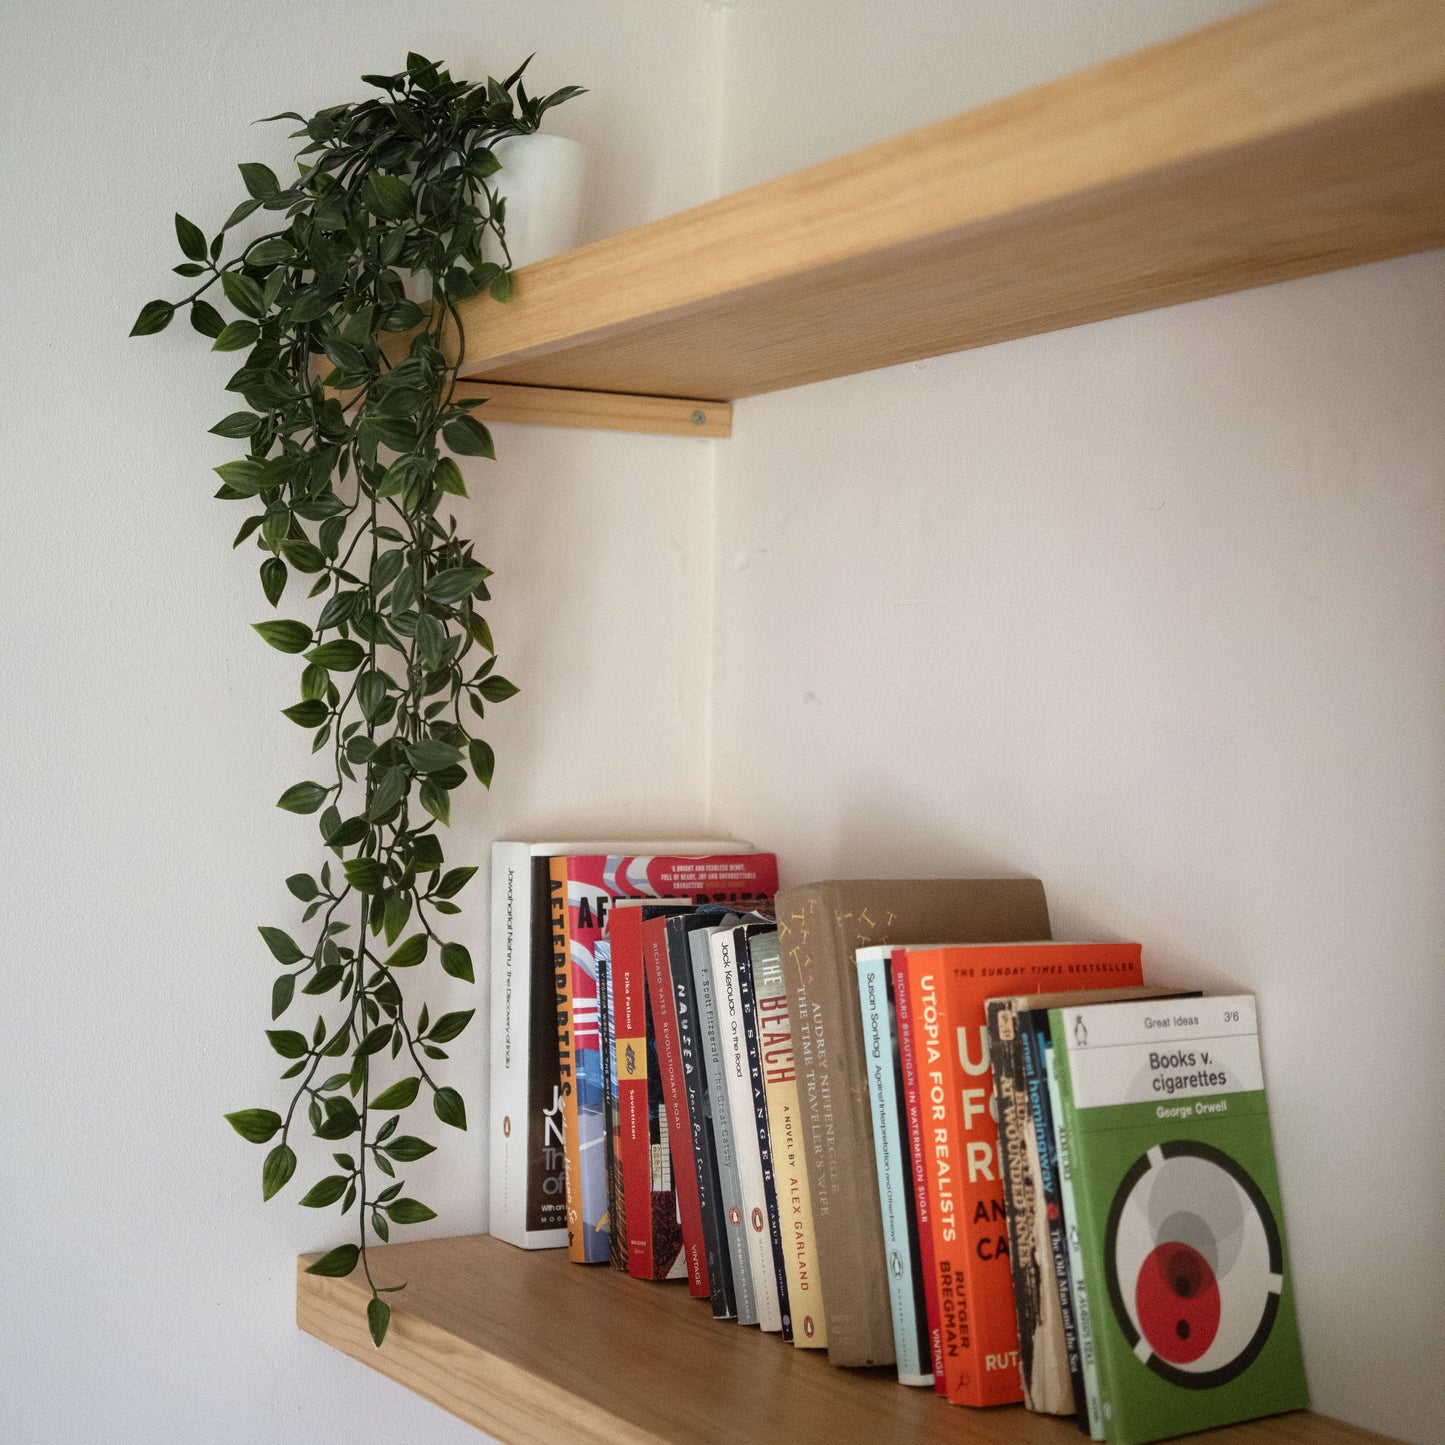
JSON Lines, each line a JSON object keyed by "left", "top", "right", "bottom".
{"left": 774, "top": 878, "right": 1051, "bottom": 1368}
{"left": 857, "top": 945, "right": 932, "bottom": 1384}
{"left": 606, "top": 899, "right": 695, "bottom": 1281}
{"left": 1048, "top": 995, "right": 1308, "bottom": 1444}
{"left": 897, "top": 940, "right": 1142, "bottom": 1406}
{"left": 548, "top": 847, "right": 775, "bottom": 1264}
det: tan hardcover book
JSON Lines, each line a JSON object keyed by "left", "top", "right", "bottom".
{"left": 774, "top": 878, "right": 1050, "bottom": 1368}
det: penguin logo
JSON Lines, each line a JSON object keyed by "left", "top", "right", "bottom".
{"left": 1074, "top": 1016, "right": 1089, "bottom": 1047}
{"left": 1104, "top": 1140, "right": 1284, "bottom": 1389}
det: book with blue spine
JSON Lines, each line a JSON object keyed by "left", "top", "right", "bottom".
{"left": 856, "top": 945, "right": 933, "bottom": 1385}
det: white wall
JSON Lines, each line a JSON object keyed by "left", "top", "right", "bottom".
{"left": 708, "top": 4, "right": 1445, "bottom": 1444}
{"left": 1, "top": 2, "right": 720, "bottom": 1442}
{"left": 6, "top": 1, "right": 1441, "bottom": 1442}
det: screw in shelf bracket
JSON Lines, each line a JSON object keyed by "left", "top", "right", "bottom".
{"left": 691, "top": 410, "right": 706, "bottom": 426}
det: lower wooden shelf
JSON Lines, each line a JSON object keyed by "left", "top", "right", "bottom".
{"left": 297, "top": 1234, "right": 1399, "bottom": 1445}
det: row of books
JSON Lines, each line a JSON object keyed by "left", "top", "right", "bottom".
{"left": 488, "top": 849, "right": 1308, "bottom": 1445}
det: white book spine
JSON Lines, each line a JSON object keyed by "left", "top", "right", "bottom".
{"left": 712, "top": 927, "right": 781, "bottom": 1332}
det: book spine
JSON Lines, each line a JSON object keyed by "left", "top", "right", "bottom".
{"left": 892, "top": 949, "right": 945, "bottom": 1392}
{"left": 1019, "top": 1010, "right": 1089, "bottom": 1431}
{"left": 690, "top": 926, "right": 759, "bottom": 1326}
{"left": 857, "top": 949, "right": 932, "bottom": 1384}
{"left": 988, "top": 1000, "right": 1073, "bottom": 1414}
{"left": 642, "top": 920, "right": 711, "bottom": 1298}
{"left": 547, "top": 856, "right": 584, "bottom": 1262}
{"left": 754, "top": 934, "right": 827, "bottom": 1348}
{"left": 667, "top": 919, "right": 736, "bottom": 1320}
{"left": 1045, "top": 1035, "right": 1105, "bottom": 1441}
{"left": 901, "top": 954, "right": 987, "bottom": 1403}
{"left": 609, "top": 908, "right": 654, "bottom": 1278}
{"left": 597, "top": 942, "right": 626, "bottom": 1270}
{"left": 713, "top": 928, "right": 783, "bottom": 1332}
{"left": 735, "top": 930, "right": 792, "bottom": 1341}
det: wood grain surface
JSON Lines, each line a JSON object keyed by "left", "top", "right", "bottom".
{"left": 419, "top": 0, "right": 1445, "bottom": 401}
{"left": 297, "top": 1234, "right": 1403, "bottom": 1445}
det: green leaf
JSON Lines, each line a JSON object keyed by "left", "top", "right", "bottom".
{"left": 442, "top": 416, "right": 494, "bottom": 458}
{"left": 384, "top": 933, "right": 427, "bottom": 970}
{"left": 325, "top": 815, "right": 368, "bottom": 849}
{"left": 247, "top": 237, "right": 294, "bottom": 268}
{"left": 302, "top": 963, "right": 344, "bottom": 996}
{"left": 285, "top": 873, "right": 319, "bottom": 902}
{"left": 258, "top": 925, "right": 304, "bottom": 965}
{"left": 418, "top": 779, "right": 449, "bottom": 826}
{"left": 189, "top": 299, "right": 227, "bottom": 339}
{"left": 277, "top": 781, "right": 329, "bottom": 815}
{"left": 363, "top": 171, "right": 412, "bottom": 220}
{"left": 435, "top": 866, "right": 477, "bottom": 900}
{"left": 404, "top": 739, "right": 462, "bottom": 773}
{"left": 433, "top": 457, "right": 467, "bottom": 497}
{"left": 175, "top": 213, "right": 208, "bottom": 261}
{"left": 382, "top": 888, "right": 412, "bottom": 946}
{"left": 371, "top": 1076, "right": 420, "bottom": 1111}
{"left": 433, "top": 1086, "right": 467, "bottom": 1130}
{"left": 469, "top": 739, "right": 496, "bottom": 788}
{"left": 282, "top": 699, "right": 328, "bottom": 728}
{"left": 271, "top": 973, "right": 295, "bottom": 1018}
{"left": 343, "top": 856, "right": 386, "bottom": 893}
{"left": 221, "top": 270, "right": 267, "bottom": 319}
{"left": 262, "top": 1143, "right": 297, "bottom": 1200}
{"left": 281, "top": 539, "right": 326, "bottom": 574}
{"left": 210, "top": 410, "right": 261, "bottom": 439}
{"left": 357, "top": 1024, "right": 393, "bottom": 1056}
{"left": 225, "top": 1108, "right": 282, "bottom": 1143}
{"left": 252, "top": 619, "right": 312, "bottom": 654}
{"left": 365, "top": 765, "right": 408, "bottom": 822}
{"left": 239, "top": 161, "right": 281, "bottom": 199}
{"left": 306, "top": 639, "right": 365, "bottom": 672}
{"left": 425, "top": 566, "right": 490, "bottom": 605}
{"left": 213, "top": 320, "right": 260, "bottom": 352}
{"left": 385, "top": 1198, "right": 438, "bottom": 1225}
{"left": 266, "top": 1029, "right": 309, "bottom": 1059}
{"left": 428, "top": 1009, "right": 474, "bottom": 1043}
{"left": 130, "top": 299, "right": 175, "bottom": 336}
{"left": 439, "top": 942, "right": 474, "bottom": 983}
{"left": 383, "top": 1135, "right": 436, "bottom": 1162}
{"left": 488, "top": 270, "right": 512, "bottom": 303}
{"left": 303, "top": 1243, "right": 359, "bottom": 1277}
{"left": 479, "top": 675, "right": 519, "bottom": 703}
{"left": 260, "top": 557, "right": 287, "bottom": 607}
{"left": 368, "top": 1296, "right": 391, "bottom": 1349}
{"left": 299, "top": 1174, "right": 349, "bottom": 1208}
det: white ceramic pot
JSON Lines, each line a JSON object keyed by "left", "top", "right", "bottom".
{"left": 482, "top": 133, "right": 589, "bottom": 269}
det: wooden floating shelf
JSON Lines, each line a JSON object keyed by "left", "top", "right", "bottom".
{"left": 297, "top": 1234, "right": 1402, "bottom": 1445}
{"left": 436, "top": 0, "right": 1445, "bottom": 408}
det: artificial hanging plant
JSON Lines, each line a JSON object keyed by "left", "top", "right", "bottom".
{"left": 132, "top": 53, "right": 581, "bottom": 1347}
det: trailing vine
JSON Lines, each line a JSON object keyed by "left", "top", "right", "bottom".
{"left": 133, "top": 53, "right": 581, "bottom": 1347}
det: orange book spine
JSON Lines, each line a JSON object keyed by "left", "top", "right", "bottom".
{"left": 549, "top": 856, "right": 585, "bottom": 1262}
{"left": 902, "top": 954, "right": 992, "bottom": 1404}
{"left": 905, "top": 941, "right": 1145, "bottom": 1406}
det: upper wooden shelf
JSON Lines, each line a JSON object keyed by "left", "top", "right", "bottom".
{"left": 448, "top": 0, "right": 1445, "bottom": 406}
{"left": 297, "top": 1234, "right": 1403, "bottom": 1444}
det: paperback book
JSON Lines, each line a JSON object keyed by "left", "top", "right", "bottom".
{"left": 1047, "top": 995, "right": 1308, "bottom": 1445}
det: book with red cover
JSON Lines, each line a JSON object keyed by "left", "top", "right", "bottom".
{"left": 606, "top": 899, "right": 695, "bottom": 1282}
{"left": 897, "top": 941, "right": 1143, "bottom": 1407}
{"left": 553, "top": 851, "right": 777, "bottom": 1268}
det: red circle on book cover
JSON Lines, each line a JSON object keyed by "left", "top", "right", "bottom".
{"left": 750, "top": 1207, "right": 764, "bottom": 1232}
{"left": 502, "top": 1115, "right": 511, "bottom": 1137}
{"left": 803, "top": 1316, "right": 815, "bottom": 1338}
{"left": 729, "top": 1207, "right": 741, "bottom": 1226}
{"left": 1136, "top": 1242, "right": 1220, "bottom": 1363}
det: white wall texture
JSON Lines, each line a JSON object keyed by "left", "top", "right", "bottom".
{"left": 3, "top": 1, "right": 1440, "bottom": 1442}
{"left": 709, "top": 4, "right": 1445, "bottom": 1445}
